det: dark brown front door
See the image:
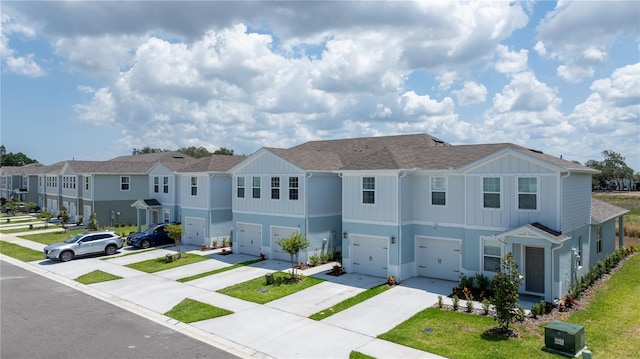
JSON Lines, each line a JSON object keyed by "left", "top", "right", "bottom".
{"left": 525, "top": 246, "right": 545, "bottom": 293}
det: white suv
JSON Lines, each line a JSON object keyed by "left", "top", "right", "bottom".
{"left": 44, "top": 231, "right": 123, "bottom": 262}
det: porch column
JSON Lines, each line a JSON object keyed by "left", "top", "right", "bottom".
{"left": 136, "top": 209, "right": 141, "bottom": 232}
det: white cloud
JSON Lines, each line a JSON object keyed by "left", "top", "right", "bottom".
{"left": 1, "top": 10, "right": 44, "bottom": 77}
{"left": 452, "top": 81, "right": 487, "bottom": 106}
{"left": 492, "top": 72, "right": 560, "bottom": 113}
{"left": 494, "top": 45, "right": 528, "bottom": 74}
{"left": 536, "top": 1, "right": 639, "bottom": 82}
{"left": 73, "top": 87, "right": 116, "bottom": 125}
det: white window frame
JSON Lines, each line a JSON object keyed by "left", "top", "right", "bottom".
{"left": 482, "top": 177, "right": 501, "bottom": 209}
{"left": 271, "top": 176, "right": 280, "bottom": 200}
{"left": 163, "top": 209, "right": 170, "bottom": 223}
{"left": 85, "top": 177, "right": 89, "bottom": 191}
{"left": 163, "top": 176, "right": 169, "bottom": 194}
{"left": 362, "top": 177, "right": 375, "bottom": 204}
{"left": 596, "top": 227, "right": 602, "bottom": 253}
{"left": 237, "top": 176, "right": 245, "bottom": 198}
{"left": 190, "top": 177, "right": 198, "bottom": 196}
{"left": 153, "top": 177, "right": 159, "bottom": 193}
{"left": 482, "top": 237, "right": 503, "bottom": 273}
{"left": 517, "top": 177, "right": 538, "bottom": 210}
{"left": 577, "top": 235, "right": 583, "bottom": 268}
{"left": 431, "top": 177, "right": 447, "bottom": 206}
{"left": 289, "top": 176, "right": 299, "bottom": 200}
{"left": 120, "top": 176, "right": 130, "bottom": 191}
{"left": 22, "top": 175, "right": 28, "bottom": 188}
{"left": 252, "top": 176, "right": 261, "bottom": 199}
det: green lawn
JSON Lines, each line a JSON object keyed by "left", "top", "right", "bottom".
{"left": 125, "top": 253, "right": 210, "bottom": 273}
{"left": 309, "top": 284, "right": 390, "bottom": 320}
{"left": 164, "top": 298, "right": 233, "bottom": 323}
{"left": 0, "top": 241, "right": 44, "bottom": 261}
{"left": 349, "top": 351, "right": 376, "bottom": 359}
{"left": 217, "top": 272, "right": 324, "bottom": 304}
{"left": 177, "top": 259, "right": 261, "bottom": 282}
{"left": 75, "top": 270, "right": 122, "bottom": 284}
{"left": 20, "top": 229, "right": 84, "bottom": 245}
{"left": 380, "top": 254, "right": 640, "bottom": 359}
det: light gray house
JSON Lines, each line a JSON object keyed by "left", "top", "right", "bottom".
{"left": 0, "top": 163, "right": 45, "bottom": 204}
{"left": 336, "top": 138, "right": 626, "bottom": 302}
{"left": 173, "top": 155, "right": 246, "bottom": 247}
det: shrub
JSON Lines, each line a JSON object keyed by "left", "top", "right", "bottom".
{"left": 530, "top": 300, "right": 546, "bottom": 318}
{"left": 452, "top": 295, "right": 460, "bottom": 311}
{"left": 459, "top": 273, "right": 474, "bottom": 290}
{"left": 309, "top": 254, "right": 320, "bottom": 266}
{"left": 515, "top": 305, "right": 526, "bottom": 323}
{"left": 211, "top": 239, "right": 218, "bottom": 248}
{"left": 474, "top": 272, "right": 491, "bottom": 293}
{"left": 88, "top": 212, "right": 99, "bottom": 231}
{"left": 481, "top": 298, "right": 491, "bottom": 315}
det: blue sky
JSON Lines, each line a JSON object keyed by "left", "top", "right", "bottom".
{"left": 1, "top": 1, "right": 639, "bottom": 171}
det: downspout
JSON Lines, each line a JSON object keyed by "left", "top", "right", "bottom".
{"left": 398, "top": 171, "right": 407, "bottom": 281}
{"left": 208, "top": 173, "right": 214, "bottom": 247}
{"left": 305, "top": 172, "right": 313, "bottom": 259}
{"left": 560, "top": 172, "right": 571, "bottom": 231}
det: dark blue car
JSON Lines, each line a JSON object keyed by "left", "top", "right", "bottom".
{"left": 126, "top": 223, "right": 174, "bottom": 249}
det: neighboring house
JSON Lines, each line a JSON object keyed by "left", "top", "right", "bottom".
{"left": 174, "top": 155, "right": 246, "bottom": 247}
{"left": 228, "top": 134, "right": 447, "bottom": 263}
{"left": 0, "top": 163, "right": 45, "bottom": 204}
{"left": 335, "top": 137, "right": 627, "bottom": 302}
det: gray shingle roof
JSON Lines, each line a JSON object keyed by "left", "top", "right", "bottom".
{"left": 109, "top": 151, "right": 194, "bottom": 163}
{"left": 591, "top": 198, "right": 629, "bottom": 224}
{"left": 177, "top": 155, "right": 246, "bottom": 173}
{"left": 66, "top": 160, "right": 155, "bottom": 174}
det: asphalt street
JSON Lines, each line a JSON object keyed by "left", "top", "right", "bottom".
{"left": 0, "top": 260, "right": 239, "bottom": 359}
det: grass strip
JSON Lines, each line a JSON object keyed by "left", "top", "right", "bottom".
{"left": 75, "top": 270, "right": 122, "bottom": 284}
{"left": 177, "top": 259, "right": 261, "bottom": 282}
{"left": 100, "top": 247, "right": 159, "bottom": 260}
{"left": 125, "top": 253, "right": 209, "bottom": 273}
{"left": 164, "top": 298, "right": 233, "bottom": 323}
{"left": 309, "top": 284, "right": 390, "bottom": 320}
{"left": 19, "top": 229, "right": 83, "bottom": 245}
{"left": 217, "top": 271, "right": 324, "bottom": 304}
{"left": 349, "top": 351, "right": 376, "bottom": 359}
{"left": 0, "top": 241, "right": 44, "bottom": 261}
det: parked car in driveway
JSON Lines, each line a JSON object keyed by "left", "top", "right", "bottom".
{"left": 126, "top": 223, "right": 175, "bottom": 249}
{"left": 44, "top": 231, "right": 123, "bottom": 262}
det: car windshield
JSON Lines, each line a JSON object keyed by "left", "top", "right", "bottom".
{"left": 64, "top": 233, "right": 86, "bottom": 243}
{"left": 142, "top": 226, "right": 156, "bottom": 233}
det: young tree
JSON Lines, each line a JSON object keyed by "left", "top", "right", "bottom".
{"left": 166, "top": 224, "right": 184, "bottom": 259}
{"left": 38, "top": 210, "right": 54, "bottom": 228}
{"left": 276, "top": 233, "right": 310, "bottom": 279}
{"left": 59, "top": 206, "right": 70, "bottom": 232}
{"left": 88, "top": 212, "right": 99, "bottom": 231}
{"left": 491, "top": 252, "right": 524, "bottom": 332}
{"left": 5, "top": 201, "right": 18, "bottom": 216}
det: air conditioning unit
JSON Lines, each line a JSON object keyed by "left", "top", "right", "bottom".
{"left": 544, "top": 321, "right": 586, "bottom": 356}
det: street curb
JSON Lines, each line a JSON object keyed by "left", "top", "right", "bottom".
{"left": 0, "top": 254, "right": 273, "bottom": 359}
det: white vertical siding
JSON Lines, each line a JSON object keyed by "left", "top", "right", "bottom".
{"left": 308, "top": 174, "right": 342, "bottom": 216}
{"left": 149, "top": 165, "right": 176, "bottom": 205}
{"left": 561, "top": 173, "right": 592, "bottom": 233}
{"left": 411, "top": 175, "right": 465, "bottom": 224}
{"left": 211, "top": 175, "right": 232, "bottom": 209}
{"left": 180, "top": 174, "right": 209, "bottom": 209}
{"left": 342, "top": 174, "right": 398, "bottom": 223}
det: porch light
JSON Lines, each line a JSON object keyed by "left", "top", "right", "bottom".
{"left": 391, "top": 236, "right": 396, "bottom": 244}
{"left": 342, "top": 231, "right": 348, "bottom": 239}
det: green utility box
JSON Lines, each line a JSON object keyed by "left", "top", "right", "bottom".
{"left": 544, "top": 321, "right": 585, "bottom": 356}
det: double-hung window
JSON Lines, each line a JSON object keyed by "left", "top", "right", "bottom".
{"left": 483, "top": 177, "right": 501, "bottom": 209}
{"left": 190, "top": 177, "right": 198, "bottom": 196}
{"left": 252, "top": 177, "right": 261, "bottom": 199}
{"left": 289, "top": 177, "right": 299, "bottom": 200}
{"left": 596, "top": 227, "right": 602, "bottom": 253}
{"left": 163, "top": 176, "right": 169, "bottom": 193}
{"left": 483, "top": 238, "right": 502, "bottom": 272}
{"left": 237, "top": 177, "right": 245, "bottom": 198}
{"left": 518, "top": 177, "right": 537, "bottom": 210}
{"left": 271, "top": 177, "right": 280, "bottom": 199}
{"left": 85, "top": 177, "right": 89, "bottom": 191}
{"left": 153, "top": 177, "right": 159, "bottom": 193}
{"left": 120, "top": 176, "right": 130, "bottom": 191}
{"left": 362, "top": 177, "right": 375, "bottom": 204}
{"left": 431, "top": 177, "right": 446, "bottom": 206}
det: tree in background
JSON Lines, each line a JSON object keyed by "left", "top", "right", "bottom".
{"left": 0, "top": 145, "right": 38, "bottom": 166}
{"left": 59, "top": 206, "right": 70, "bottom": 232}
{"left": 586, "top": 150, "right": 635, "bottom": 190}
{"left": 38, "top": 210, "right": 54, "bottom": 228}
{"left": 132, "top": 147, "right": 168, "bottom": 155}
{"left": 177, "top": 146, "right": 211, "bottom": 158}
{"left": 213, "top": 147, "right": 234, "bottom": 155}
{"left": 276, "top": 233, "right": 310, "bottom": 279}
{"left": 166, "top": 224, "right": 184, "bottom": 259}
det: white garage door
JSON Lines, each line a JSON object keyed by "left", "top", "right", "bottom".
{"left": 351, "top": 235, "right": 388, "bottom": 278}
{"left": 184, "top": 217, "right": 205, "bottom": 246}
{"left": 272, "top": 226, "right": 300, "bottom": 261}
{"left": 417, "top": 237, "right": 461, "bottom": 281}
{"left": 237, "top": 223, "right": 261, "bottom": 256}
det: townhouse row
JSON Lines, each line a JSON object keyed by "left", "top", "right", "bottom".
{"left": 0, "top": 133, "right": 628, "bottom": 302}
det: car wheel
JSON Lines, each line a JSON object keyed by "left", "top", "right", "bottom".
{"left": 105, "top": 245, "right": 117, "bottom": 256}
{"left": 59, "top": 251, "right": 74, "bottom": 262}
{"left": 140, "top": 240, "right": 151, "bottom": 249}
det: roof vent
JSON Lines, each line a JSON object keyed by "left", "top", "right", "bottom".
{"left": 528, "top": 148, "right": 543, "bottom": 154}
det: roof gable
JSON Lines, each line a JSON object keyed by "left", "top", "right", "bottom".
{"left": 591, "top": 198, "right": 629, "bottom": 224}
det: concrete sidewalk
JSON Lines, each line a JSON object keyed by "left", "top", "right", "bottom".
{"left": 1, "top": 233, "right": 448, "bottom": 359}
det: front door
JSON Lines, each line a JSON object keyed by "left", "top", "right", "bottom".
{"left": 525, "top": 246, "right": 545, "bottom": 293}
